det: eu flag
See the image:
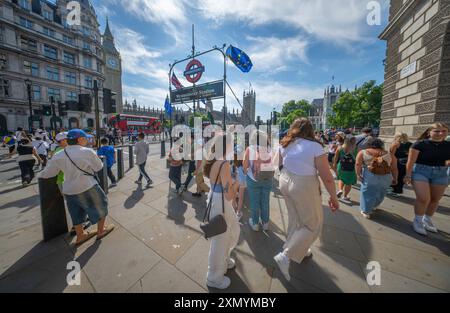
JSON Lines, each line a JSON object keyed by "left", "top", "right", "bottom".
{"left": 226, "top": 45, "right": 253, "bottom": 73}
{"left": 164, "top": 95, "right": 172, "bottom": 115}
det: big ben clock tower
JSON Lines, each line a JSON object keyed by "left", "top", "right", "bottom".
{"left": 102, "top": 19, "right": 123, "bottom": 113}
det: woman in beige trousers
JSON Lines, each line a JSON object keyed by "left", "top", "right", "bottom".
{"left": 274, "top": 118, "right": 339, "bottom": 281}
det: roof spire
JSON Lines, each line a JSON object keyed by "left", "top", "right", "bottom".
{"left": 104, "top": 17, "right": 113, "bottom": 39}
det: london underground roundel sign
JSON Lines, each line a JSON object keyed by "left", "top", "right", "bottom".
{"left": 184, "top": 59, "right": 205, "bottom": 84}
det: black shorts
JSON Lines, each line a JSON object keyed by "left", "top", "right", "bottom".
{"left": 8, "top": 146, "right": 15, "bottom": 154}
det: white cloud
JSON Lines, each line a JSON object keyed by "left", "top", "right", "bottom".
{"left": 113, "top": 27, "right": 168, "bottom": 84}
{"left": 122, "top": 85, "right": 168, "bottom": 109}
{"left": 246, "top": 36, "right": 308, "bottom": 73}
{"left": 197, "top": 0, "right": 387, "bottom": 43}
{"left": 103, "top": 0, "right": 188, "bottom": 45}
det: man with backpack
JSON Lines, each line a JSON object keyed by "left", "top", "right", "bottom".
{"left": 38, "top": 129, "right": 115, "bottom": 246}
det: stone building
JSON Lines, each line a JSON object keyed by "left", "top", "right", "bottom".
{"left": 0, "top": 0, "right": 119, "bottom": 133}
{"left": 310, "top": 98, "right": 324, "bottom": 130}
{"left": 321, "top": 84, "right": 342, "bottom": 130}
{"left": 379, "top": 0, "right": 450, "bottom": 141}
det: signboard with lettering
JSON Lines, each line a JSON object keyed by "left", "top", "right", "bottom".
{"left": 400, "top": 61, "right": 417, "bottom": 79}
{"left": 171, "top": 80, "right": 224, "bottom": 104}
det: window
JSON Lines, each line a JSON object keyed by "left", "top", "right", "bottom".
{"left": 63, "top": 51, "right": 75, "bottom": 64}
{"left": 0, "top": 79, "right": 10, "bottom": 97}
{"left": 83, "top": 57, "right": 92, "bottom": 69}
{"left": 83, "top": 42, "right": 90, "bottom": 51}
{"left": 82, "top": 26, "right": 90, "bottom": 36}
{"left": 85, "top": 75, "right": 93, "bottom": 88}
{"left": 67, "top": 91, "right": 77, "bottom": 101}
{"left": 44, "top": 45, "right": 58, "bottom": 59}
{"left": 43, "top": 27, "right": 55, "bottom": 37}
{"left": 0, "top": 25, "right": 4, "bottom": 42}
{"left": 32, "top": 85, "right": 41, "bottom": 100}
{"left": 20, "top": 37, "right": 37, "bottom": 52}
{"left": 42, "top": 10, "right": 53, "bottom": 21}
{"left": 23, "top": 61, "right": 39, "bottom": 76}
{"left": 0, "top": 54, "right": 7, "bottom": 69}
{"left": 47, "top": 88, "right": 60, "bottom": 101}
{"left": 19, "top": 0, "right": 31, "bottom": 10}
{"left": 46, "top": 66, "right": 59, "bottom": 81}
{"left": 96, "top": 61, "right": 101, "bottom": 73}
{"left": 65, "top": 72, "right": 76, "bottom": 84}
{"left": 19, "top": 17, "right": 33, "bottom": 29}
{"left": 63, "top": 35, "right": 74, "bottom": 45}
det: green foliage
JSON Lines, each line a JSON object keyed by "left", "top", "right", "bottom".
{"left": 188, "top": 113, "right": 209, "bottom": 128}
{"left": 328, "top": 80, "right": 383, "bottom": 128}
{"left": 279, "top": 99, "right": 312, "bottom": 130}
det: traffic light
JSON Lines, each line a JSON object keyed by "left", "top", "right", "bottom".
{"left": 43, "top": 105, "right": 52, "bottom": 116}
{"left": 58, "top": 101, "right": 67, "bottom": 116}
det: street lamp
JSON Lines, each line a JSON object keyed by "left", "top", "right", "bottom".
{"left": 25, "top": 79, "right": 33, "bottom": 133}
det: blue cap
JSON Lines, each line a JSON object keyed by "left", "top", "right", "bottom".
{"left": 67, "top": 129, "right": 88, "bottom": 140}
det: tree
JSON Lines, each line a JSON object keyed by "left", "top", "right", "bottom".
{"left": 279, "top": 99, "right": 312, "bottom": 130}
{"left": 328, "top": 80, "right": 383, "bottom": 128}
{"left": 188, "top": 112, "right": 209, "bottom": 128}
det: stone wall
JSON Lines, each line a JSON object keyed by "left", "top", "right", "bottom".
{"left": 380, "top": 0, "right": 450, "bottom": 141}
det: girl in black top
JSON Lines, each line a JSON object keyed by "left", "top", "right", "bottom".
{"left": 16, "top": 137, "right": 42, "bottom": 186}
{"left": 389, "top": 133, "right": 412, "bottom": 194}
{"left": 405, "top": 123, "right": 450, "bottom": 236}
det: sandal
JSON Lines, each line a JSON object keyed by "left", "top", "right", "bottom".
{"left": 75, "top": 231, "right": 97, "bottom": 247}
{"left": 97, "top": 224, "right": 115, "bottom": 241}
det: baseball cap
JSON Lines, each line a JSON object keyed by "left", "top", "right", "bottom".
{"left": 67, "top": 129, "right": 88, "bottom": 140}
{"left": 55, "top": 132, "right": 68, "bottom": 142}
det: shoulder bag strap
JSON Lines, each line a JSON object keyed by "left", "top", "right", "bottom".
{"left": 203, "top": 161, "right": 227, "bottom": 223}
{"left": 64, "top": 149, "right": 97, "bottom": 179}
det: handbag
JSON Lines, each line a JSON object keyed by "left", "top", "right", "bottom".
{"left": 200, "top": 162, "right": 227, "bottom": 239}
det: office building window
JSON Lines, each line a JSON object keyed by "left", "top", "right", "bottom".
{"left": 82, "top": 26, "right": 90, "bottom": 36}
{"left": 0, "top": 79, "right": 10, "bottom": 97}
{"left": 32, "top": 85, "right": 41, "bottom": 100}
{"left": 44, "top": 45, "right": 58, "bottom": 59}
{"left": 0, "top": 26, "right": 4, "bottom": 42}
{"left": 63, "top": 35, "right": 75, "bottom": 45}
{"left": 83, "top": 42, "right": 90, "bottom": 51}
{"left": 65, "top": 72, "right": 76, "bottom": 85}
{"left": 43, "top": 27, "right": 55, "bottom": 37}
{"left": 67, "top": 91, "right": 77, "bottom": 101}
{"left": 48, "top": 88, "right": 60, "bottom": 101}
{"left": 85, "top": 76, "right": 93, "bottom": 88}
{"left": 19, "top": 0, "right": 31, "bottom": 10}
{"left": 20, "top": 36, "right": 37, "bottom": 52}
{"left": 46, "top": 66, "right": 59, "bottom": 81}
{"left": 42, "top": 10, "right": 53, "bottom": 21}
{"left": 19, "top": 17, "right": 33, "bottom": 29}
{"left": 23, "top": 61, "right": 39, "bottom": 76}
{"left": 63, "top": 51, "right": 75, "bottom": 64}
{"left": 0, "top": 54, "right": 7, "bottom": 69}
{"left": 83, "top": 57, "right": 92, "bottom": 69}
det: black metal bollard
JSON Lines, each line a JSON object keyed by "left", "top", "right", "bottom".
{"left": 117, "top": 148, "right": 124, "bottom": 180}
{"left": 97, "top": 156, "right": 109, "bottom": 194}
{"left": 39, "top": 176, "right": 68, "bottom": 242}
{"left": 161, "top": 139, "right": 166, "bottom": 158}
{"left": 128, "top": 145, "right": 134, "bottom": 169}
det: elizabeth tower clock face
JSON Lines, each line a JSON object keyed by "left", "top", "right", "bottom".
{"left": 107, "top": 57, "right": 118, "bottom": 69}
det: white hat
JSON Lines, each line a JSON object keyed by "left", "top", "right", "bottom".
{"left": 56, "top": 132, "right": 68, "bottom": 142}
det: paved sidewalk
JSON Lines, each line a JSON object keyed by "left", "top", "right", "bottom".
{"left": 0, "top": 150, "right": 449, "bottom": 293}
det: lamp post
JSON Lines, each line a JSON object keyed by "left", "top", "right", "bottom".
{"left": 93, "top": 80, "right": 100, "bottom": 148}
{"left": 25, "top": 79, "right": 33, "bottom": 133}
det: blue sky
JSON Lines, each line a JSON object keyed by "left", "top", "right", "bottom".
{"left": 91, "top": 0, "right": 390, "bottom": 119}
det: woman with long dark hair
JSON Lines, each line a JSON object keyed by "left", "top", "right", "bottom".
{"left": 273, "top": 118, "right": 339, "bottom": 281}
{"left": 203, "top": 133, "right": 240, "bottom": 289}
{"left": 404, "top": 123, "right": 450, "bottom": 235}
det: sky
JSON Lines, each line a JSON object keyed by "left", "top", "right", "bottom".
{"left": 91, "top": 0, "right": 390, "bottom": 120}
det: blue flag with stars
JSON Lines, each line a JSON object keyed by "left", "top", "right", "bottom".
{"left": 164, "top": 95, "right": 172, "bottom": 115}
{"left": 226, "top": 45, "right": 253, "bottom": 73}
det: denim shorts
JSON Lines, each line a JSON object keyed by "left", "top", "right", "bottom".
{"left": 412, "top": 164, "right": 449, "bottom": 186}
{"left": 65, "top": 185, "right": 108, "bottom": 225}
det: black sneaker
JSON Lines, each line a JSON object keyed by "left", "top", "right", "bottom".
{"left": 192, "top": 192, "right": 202, "bottom": 197}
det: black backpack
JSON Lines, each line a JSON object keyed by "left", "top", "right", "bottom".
{"left": 340, "top": 151, "right": 355, "bottom": 172}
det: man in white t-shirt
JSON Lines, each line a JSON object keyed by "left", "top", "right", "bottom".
{"left": 33, "top": 135, "right": 50, "bottom": 168}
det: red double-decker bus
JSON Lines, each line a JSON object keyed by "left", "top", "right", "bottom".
{"left": 109, "top": 114, "right": 161, "bottom": 135}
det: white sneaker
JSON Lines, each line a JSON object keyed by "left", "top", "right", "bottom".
{"left": 206, "top": 276, "right": 231, "bottom": 289}
{"left": 413, "top": 219, "right": 427, "bottom": 236}
{"left": 360, "top": 211, "right": 371, "bottom": 219}
{"left": 274, "top": 252, "right": 291, "bottom": 281}
{"left": 422, "top": 218, "right": 438, "bottom": 233}
{"left": 249, "top": 218, "right": 259, "bottom": 231}
{"left": 262, "top": 223, "right": 269, "bottom": 231}
{"left": 227, "top": 258, "right": 236, "bottom": 270}
{"left": 336, "top": 190, "right": 343, "bottom": 198}
{"left": 340, "top": 197, "right": 352, "bottom": 205}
